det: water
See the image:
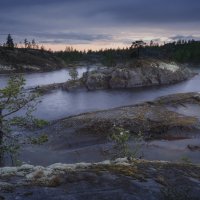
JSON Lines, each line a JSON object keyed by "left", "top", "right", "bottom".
{"left": 0, "top": 67, "right": 88, "bottom": 88}
{"left": 1, "top": 65, "right": 200, "bottom": 165}
{"left": 34, "top": 67, "right": 200, "bottom": 120}
{"left": 0, "top": 66, "right": 200, "bottom": 120}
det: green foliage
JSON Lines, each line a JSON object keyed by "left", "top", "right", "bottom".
{"left": 30, "top": 134, "right": 48, "bottom": 145}
{"left": 33, "top": 119, "right": 49, "bottom": 128}
{"left": 69, "top": 68, "right": 78, "bottom": 81}
{"left": 55, "top": 46, "right": 130, "bottom": 66}
{"left": 55, "top": 40, "right": 200, "bottom": 65}
{"left": 145, "top": 40, "right": 200, "bottom": 63}
{"left": 55, "top": 46, "right": 85, "bottom": 63}
{"left": 0, "top": 75, "right": 39, "bottom": 115}
{"left": 0, "top": 75, "right": 43, "bottom": 164}
{"left": 11, "top": 117, "right": 48, "bottom": 130}
{"left": 109, "top": 126, "right": 131, "bottom": 158}
{"left": 101, "top": 52, "right": 117, "bottom": 67}
{"left": 131, "top": 40, "right": 146, "bottom": 58}
{"left": 2, "top": 38, "right": 200, "bottom": 66}
{"left": 180, "top": 156, "right": 192, "bottom": 164}
{"left": 0, "top": 140, "right": 20, "bottom": 155}
{"left": 109, "top": 126, "right": 142, "bottom": 159}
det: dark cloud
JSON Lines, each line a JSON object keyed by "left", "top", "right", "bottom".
{"left": 91, "top": 0, "right": 200, "bottom": 24}
{"left": 0, "top": 0, "right": 200, "bottom": 47}
{"left": 169, "top": 35, "right": 200, "bottom": 41}
{"left": 37, "top": 32, "right": 112, "bottom": 44}
{"left": 36, "top": 32, "right": 111, "bottom": 41}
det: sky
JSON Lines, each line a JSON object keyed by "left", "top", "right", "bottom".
{"left": 0, "top": 0, "right": 200, "bottom": 51}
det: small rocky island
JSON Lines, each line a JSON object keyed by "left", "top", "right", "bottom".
{"left": 81, "top": 60, "right": 192, "bottom": 90}
{"left": 35, "top": 59, "right": 194, "bottom": 93}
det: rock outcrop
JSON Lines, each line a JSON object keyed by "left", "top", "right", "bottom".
{"left": 0, "top": 159, "right": 200, "bottom": 200}
{"left": 82, "top": 60, "right": 193, "bottom": 90}
{"left": 31, "top": 60, "right": 195, "bottom": 94}
{"left": 0, "top": 47, "right": 65, "bottom": 73}
{"left": 54, "top": 92, "right": 200, "bottom": 138}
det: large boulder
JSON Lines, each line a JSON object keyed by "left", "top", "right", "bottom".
{"left": 82, "top": 60, "right": 194, "bottom": 90}
{"left": 83, "top": 68, "right": 112, "bottom": 90}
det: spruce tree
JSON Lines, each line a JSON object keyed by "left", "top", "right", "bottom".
{"left": 6, "top": 34, "right": 14, "bottom": 49}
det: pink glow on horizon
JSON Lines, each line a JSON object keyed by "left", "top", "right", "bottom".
{"left": 41, "top": 42, "right": 130, "bottom": 51}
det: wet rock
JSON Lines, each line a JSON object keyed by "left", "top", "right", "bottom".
{"left": 31, "top": 60, "right": 195, "bottom": 93}
{"left": 0, "top": 47, "right": 65, "bottom": 73}
{"left": 187, "top": 145, "right": 200, "bottom": 151}
{"left": 154, "top": 92, "right": 200, "bottom": 105}
{"left": 35, "top": 92, "right": 200, "bottom": 145}
{"left": 33, "top": 79, "right": 85, "bottom": 93}
{"left": 62, "top": 79, "right": 85, "bottom": 91}
{"left": 82, "top": 60, "right": 193, "bottom": 90}
{"left": 0, "top": 196, "right": 5, "bottom": 200}
{"left": 34, "top": 83, "right": 63, "bottom": 94}
{"left": 1, "top": 159, "right": 200, "bottom": 200}
{"left": 57, "top": 101, "right": 199, "bottom": 138}
{"left": 83, "top": 71, "right": 111, "bottom": 90}
{"left": 0, "top": 182, "right": 15, "bottom": 193}
{"left": 15, "top": 92, "right": 200, "bottom": 167}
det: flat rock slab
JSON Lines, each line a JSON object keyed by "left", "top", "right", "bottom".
{"left": 14, "top": 92, "right": 200, "bottom": 166}
{"left": 0, "top": 159, "right": 200, "bottom": 200}
{"left": 49, "top": 92, "right": 200, "bottom": 137}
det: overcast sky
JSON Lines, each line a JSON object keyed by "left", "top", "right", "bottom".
{"left": 0, "top": 0, "right": 200, "bottom": 50}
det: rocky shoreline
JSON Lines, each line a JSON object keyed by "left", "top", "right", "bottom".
{"left": 0, "top": 47, "right": 66, "bottom": 73}
{"left": 0, "top": 158, "right": 200, "bottom": 200}
{"left": 82, "top": 61, "right": 193, "bottom": 90}
{"left": 12, "top": 92, "right": 200, "bottom": 167}
{"left": 45, "top": 92, "right": 200, "bottom": 139}
{"left": 1, "top": 60, "right": 200, "bottom": 199}
{"left": 1, "top": 92, "right": 200, "bottom": 199}
{"left": 33, "top": 60, "right": 195, "bottom": 94}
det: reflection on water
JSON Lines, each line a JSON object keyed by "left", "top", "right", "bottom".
{"left": 168, "top": 104, "right": 200, "bottom": 120}
{"left": 0, "top": 66, "right": 200, "bottom": 120}
{"left": 1, "top": 66, "right": 200, "bottom": 165}
{"left": 35, "top": 73, "right": 200, "bottom": 120}
{"left": 19, "top": 137, "right": 200, "bottom": 166}
{"left": 137, "top": 138, "right": 200, "bottom": 164}
{"left": 0, "top": 67, "right": 88, "bottom": 88}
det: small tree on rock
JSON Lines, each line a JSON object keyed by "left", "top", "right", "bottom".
{"left": 0, "top": 75, "right": 43, "bottom": 165}
{"left": 69, "top": 68, "right": 78, "bottom": 81}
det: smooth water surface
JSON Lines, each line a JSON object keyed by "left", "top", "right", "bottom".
{"left": 1, "top": 66, "right": 200, "bottom": 165}
{"left": 0, "top": 66, "right": 200, "bottom": 120}
{"left": 0, "top": 67, "right": 88, "bottom": 88}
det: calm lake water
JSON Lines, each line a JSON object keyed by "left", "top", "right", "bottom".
{"left": 0, "top": 67, "right": 88, "bottom": 88}
{"left": 0, "top": 66, "right": 200, "bottom": 120}
{"left": 1, "top": 65, "right": 200, "bottom": 165}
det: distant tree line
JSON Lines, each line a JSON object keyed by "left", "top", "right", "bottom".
{"left": 149, "top": 39, "right": 200, "bottom": 63}
{"left": 0, "top": 34, "right": 52, "bottom": 52}
{"left": 55, "top": 39, "right": 200, "bottom": 65}
{"left": 2, "top": 34, "right": 200, "bottom": 64}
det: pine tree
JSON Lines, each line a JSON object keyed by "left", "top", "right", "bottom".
{"left": 24, "top": 38, "right": 28, "bottom": 48}
{"left": 6, "top": 34, "right": 14, "bottom": 49}
{"left": 31, "top": 39, "right": 36, "bottom": 49}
